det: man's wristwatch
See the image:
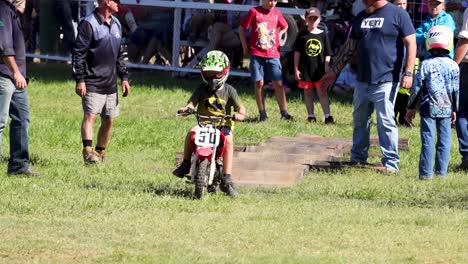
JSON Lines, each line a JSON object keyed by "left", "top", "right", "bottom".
{"left": 403, "top": 71, "right": 413, "bottom": 77}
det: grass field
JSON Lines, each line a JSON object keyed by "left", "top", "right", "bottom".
{"left": 0, "top": 63, "right": 466, "bottom": 263}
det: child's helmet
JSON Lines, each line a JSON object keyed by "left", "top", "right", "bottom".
{"left": 426, "top": 25, "right": 454, "bottom": 54}
{"left": 200, "top": 50, "right": 230, "bottom": 91}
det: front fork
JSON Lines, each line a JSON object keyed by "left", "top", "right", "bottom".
{"left": 190, "top": 147, "right": 219, "bottom": 186}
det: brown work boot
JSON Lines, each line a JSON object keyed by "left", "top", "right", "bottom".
{"left": 95, "top": 149, "right": 106, "bottom": 162}
{"left": 83, "top": 147, "right": 100, "bottom": 165}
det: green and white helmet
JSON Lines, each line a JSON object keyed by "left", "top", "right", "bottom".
{"left": 200, "top": 50, "right": 230, "bottom": 91}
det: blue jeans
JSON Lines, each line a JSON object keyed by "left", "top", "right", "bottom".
{"left": 456, "top": 62, "right": 468, "bottom": 162}
{"left": 351, "top": 81, "right": 400, "bottom": 172}
{"left": 54, "top": 0, "right": 77, "bottom": 55}
{"left": 0, "top": 76, "right": 31, "bottom": 173}
{"left": 456, "top": 112, "right": 468, "bottom": 162}
{"left": 419, "top": 116, "right": 451, "bottom": 179}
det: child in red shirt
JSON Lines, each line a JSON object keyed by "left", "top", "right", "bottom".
{"left": 239, "top": 0, "right": 292, "bottom": 121}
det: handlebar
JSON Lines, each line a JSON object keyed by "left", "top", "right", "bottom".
{"left": 176, "top": 108, "right": 236, "bottom": 123}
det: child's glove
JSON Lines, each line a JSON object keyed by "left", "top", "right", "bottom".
{"left": 234, "top": 113, "right": 245, "bottom": 122}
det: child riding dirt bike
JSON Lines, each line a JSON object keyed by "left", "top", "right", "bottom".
{"left": 173, "top": 50, "right": 246, "bottom": 197}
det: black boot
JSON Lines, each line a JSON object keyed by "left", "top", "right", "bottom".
{"left": 220, "top": 173, "right": 238, "bottom": 197}
{"left": 173, "top": 159, "right": 191, "bottom": 178}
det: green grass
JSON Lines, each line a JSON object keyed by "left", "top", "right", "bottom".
{"left": 0, "top": 63, "right": 466, "bottom": 263}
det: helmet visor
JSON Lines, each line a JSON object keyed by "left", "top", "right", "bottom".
{"left": 202, "top": 70, "right": 225, "bottom": 80}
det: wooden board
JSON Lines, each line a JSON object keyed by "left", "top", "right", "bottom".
{"left": 175, "top": 133, "right": 409, "bottom": 187}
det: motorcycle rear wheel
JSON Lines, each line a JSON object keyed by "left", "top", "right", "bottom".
{"left": 194, "top": 159, "right": 209, "bottom": 199}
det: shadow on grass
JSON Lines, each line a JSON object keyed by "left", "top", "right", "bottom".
{"left": 81, "top": 179, "right": 194, "bottom": 198}
{"left": 143, "top": 182, "right": 193, "bottom": 198}
{"left": 330, "top": 185, "right": 468, "bottom": 210}
{"left": 0, "top": 153, "right": 49, "bottom": 166}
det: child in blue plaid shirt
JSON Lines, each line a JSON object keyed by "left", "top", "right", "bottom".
{"left": 406, "top": 25, "right": 460, "bottom": 180}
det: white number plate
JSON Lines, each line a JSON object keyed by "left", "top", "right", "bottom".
{"left": 195, "top": 126, "right": 220, "bottom": 147}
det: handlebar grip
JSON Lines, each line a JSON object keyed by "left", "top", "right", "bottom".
{"left": 177, "top": 108, "right": 195, "bottom": 115}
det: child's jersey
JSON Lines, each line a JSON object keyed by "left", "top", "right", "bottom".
{"left": 293, "top": 29, "right": 332, "bottom": 82}
{"left": 408, "top": 54, "right": 459, "bottom": 118}
{"left": 189, "top": 83, "right": 243, "bottom": 128}
{"left": 240, "top": 6, "right": 288, "bottom": 58}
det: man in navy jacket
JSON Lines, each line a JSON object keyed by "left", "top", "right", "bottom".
{"left": 72, "top": 0, "right": 130, "bottom": 164}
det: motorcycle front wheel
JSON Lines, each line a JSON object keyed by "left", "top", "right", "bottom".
{"left": 194, "top": 159, "right": 209, "bottom": 199}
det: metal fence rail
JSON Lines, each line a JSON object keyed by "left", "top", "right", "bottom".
{"left": 27, "top": 0, "right": 306, "bottom": 77}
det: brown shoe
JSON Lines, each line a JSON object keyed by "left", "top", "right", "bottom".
{"left": 83, "top": 147, "right": 100, "bottom": 164}
{"left": 8, "top": 168, "right": 42, "bottom": 177}
{"left": 95, "top": 149, "right": 106, "bottom": 162}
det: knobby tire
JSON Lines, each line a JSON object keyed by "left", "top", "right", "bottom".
{"left": 194, "top": 159, "right": 209, "bottom": 199}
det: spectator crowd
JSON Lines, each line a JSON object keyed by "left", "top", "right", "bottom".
{"left": 1, "top": 0, "right": 468, "bottom": 182}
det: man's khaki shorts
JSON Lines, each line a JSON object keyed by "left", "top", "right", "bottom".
{"left": 82, "top": 92, "right": 120, "bottom": 118}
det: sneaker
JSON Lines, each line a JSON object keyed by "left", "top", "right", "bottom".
{"left": 324, "top": 116, "right": 335, "bottom": 124}
{"left": 8, "top": 168, "right": 41, "bottom": 177}
{"left": 173, "top": 160, "right": 191, "bottom": 178}
{"left": 307, "top": 116, "right": 317, "bottom": 122}
{"left": 281, "top": 113, "right": 294, "bottom": 121}
{"left": 95, "top": 149, "right": 106, "bottom": 162}
{"left": 83, "top": 147, "right": 100, "bottom": 164}
{"left": 220, "top": 174, "right": 238, "bottom": 197}
{"left": 259, "top": 112, "right": 268, "bottom": 122}
{"left": 373, "top": 164, "right": 398, "bottom": 174}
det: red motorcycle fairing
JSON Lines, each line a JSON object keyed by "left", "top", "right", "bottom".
{"left": 197, "top": 147, "right": 213, "bottom": 160}
{"left": 190, "top": 129, "right": 227, "bottom": 160}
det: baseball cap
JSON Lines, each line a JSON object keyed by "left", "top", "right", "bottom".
{"left": 305, "top": 7, "right": 321, "bottom": 18}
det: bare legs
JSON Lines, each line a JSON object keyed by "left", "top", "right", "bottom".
{"left": 81, "top": 114, "right": 114, "bottom": 149}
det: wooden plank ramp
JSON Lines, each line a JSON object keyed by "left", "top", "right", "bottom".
{"left": 176, "top": 133, "right": 410, "bottom": 187}
{"left": 233, "top": 134, "right": 346, "bottom": 187}
{"left": 232, "top": 133, "right": 409, "bottom": 187}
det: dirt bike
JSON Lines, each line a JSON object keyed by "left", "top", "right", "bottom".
{"left": 177, "top": 108, "right": 233, "bottom": 199}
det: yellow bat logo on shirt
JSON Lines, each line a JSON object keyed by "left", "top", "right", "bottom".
{"left": 306, "top": 38, "right": 322, "bottom": 57}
